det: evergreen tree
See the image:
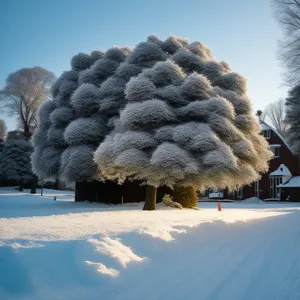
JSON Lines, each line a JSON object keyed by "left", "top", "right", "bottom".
{"left": 94, "top": 42, "right": 273, "bottom": 210}
{"left": 32, "top": 52, "right": 101, "bottom": 181}
{"left": 31, "top": 100, "right": 58, "bottom": 180}
{"left": 0, "top": 140, "right": 33, "bottom": 181}
{"left": 285, "top": 85, "right": 300, "bottom": 154}
{"left": 32, "top": 35, "right": 273, "bottom": 209}
{"left": 61, "top": 47, "right": 130, "bottom": 183}
{"left": 32, "top": 35, "right": 189, "bottom": 183}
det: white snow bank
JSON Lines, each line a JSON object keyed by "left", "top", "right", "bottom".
{"left": 84, "top": 261, "right": 120, "bottom": 277}
{"left": 87, "top": 237, "right": 145, "bottom": 267}
{"left": 241, "top": 197, "right": 264, "bottom": 204}
{"left": 1, "top": 189, "right": 300, "bottom": 300}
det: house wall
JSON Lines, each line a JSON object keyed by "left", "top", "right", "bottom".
{"left": 225, "top": 125, "right": 300, "bottom": 200}
{"left": 281, "top": 187, "right": 300, "bottom": 202}
{"left": 259, "top": 130, "right": 299, "bottom": 199}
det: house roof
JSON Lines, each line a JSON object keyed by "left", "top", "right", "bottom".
{"left": 278, "top": 176, "right": 300, "bottom": 188}
{"left": 269, "top": 164, "right": 292, "bottom": 177}
{"left": 260, "top": 123, "right": 271, "bottom": 131}
{"left": 259, "top": 120, "right": 293, "bottom": 153}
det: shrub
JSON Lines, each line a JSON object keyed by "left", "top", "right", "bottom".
{"left": 172, "top": 186, "right": 198, "bottom": 208}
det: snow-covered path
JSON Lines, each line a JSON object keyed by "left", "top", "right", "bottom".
{"left": 0, "top": 189, "right": 300, "bottom": 300}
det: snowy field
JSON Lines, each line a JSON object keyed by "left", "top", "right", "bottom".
{"left": 0, "top": 188, "right": 300, "bottom": 300}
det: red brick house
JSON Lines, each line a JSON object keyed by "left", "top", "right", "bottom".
{"left": 224, "top": 120, "right": 300, "bottom": 201}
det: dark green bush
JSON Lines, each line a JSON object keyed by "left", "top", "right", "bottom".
{"left": 173, "top": 186, "right": 198, "bottom": 208}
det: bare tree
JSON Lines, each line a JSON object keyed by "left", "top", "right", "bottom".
{"left": 273, "top": 0, "right": 300, "bottom": 86}
{"left": 0, "top": 119, "right": 6, "bottom": 140}
{"left": 264, "top": 99, "right": 288, "bottom": 137}
{"left": 0, "top": 67, "right": 55, "bottom": 138}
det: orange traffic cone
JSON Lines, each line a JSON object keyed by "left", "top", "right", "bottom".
{"left": 54, "top": 196, "right": 56, "bottom": 201}
{"left": 218, "top": 201, "right": 222, "bottom": 211}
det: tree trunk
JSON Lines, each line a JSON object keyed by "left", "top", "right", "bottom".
{"left": 54, "top": 178, "right": 59, "bottom": 190}
{"left": 143, "top": 185, "right": 157, "bottom": 211}
{"left": 19, "top": 178, "right": 24, "bottom": 192}
{"left": 30, "top": 177, "right": 37, "bottom": 194}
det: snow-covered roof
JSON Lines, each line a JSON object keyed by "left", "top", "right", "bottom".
{"left": 269, "top": 164, "right": 292, "bottom": 177}
{"left": 259, "top": 120, "right": 293, "bottom": 153}
{"left": 278, "top": 176, "right": 300, "bottom": 188}
{"left": 260, "top": 123, "right": 271, "bottom": 131}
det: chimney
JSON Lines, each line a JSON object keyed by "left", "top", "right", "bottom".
{"left": 256, "top": 110, "right": 263, "bottom": 122}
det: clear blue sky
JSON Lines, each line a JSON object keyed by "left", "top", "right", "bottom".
{"left": 0, "top": 0, "right": 287, "bottom": 131}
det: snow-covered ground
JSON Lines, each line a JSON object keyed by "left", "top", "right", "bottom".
{"left": 0, "top": 188, "right": 300, "bottom": 300}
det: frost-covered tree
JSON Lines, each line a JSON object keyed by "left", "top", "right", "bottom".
{"left": 31, "top": 100, "right": 58, "bottom": 180}
{"left": 32, "top": 51, "right": 98, "bottom": 181}
{"left": 0, "top": 67, "right": 55, "bottom": 138}
{"left": 32, "top": 35, "right": 273, "bottom": 208}
{"left": 0, "top": 140, "right": 33, "bottom": 181}
{"left": 94, "top": 43, "right": 273, "bottom": 210}
{"left": 42, "top": 35, "right": 188, "bottom": 184}
{"left": 60, "top": 47, "right": 131, "bottom": 183}
{"left": 285, "top": 84, "right": 300, "bottom": 154}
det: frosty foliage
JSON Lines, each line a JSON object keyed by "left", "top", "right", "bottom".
{"left": 31, "top": 100, "right": 58, "bottom": 179}
{"left": 212, "top": 73, "right": 247, "bottom": 95}
{"left": 90, "top": 50, "right": 105, "bottom": 62}
{"left": 71, "top": 53, "right": 94, "bottom": 71}
{"left": 71, "top": 83, "right": 102, "bottom": 116}
{"left": 120, "top": 99, "right": 177, "bottom": 130}
{"left": 0, "top": 140, "right": 33, "bottom": 181}
{"left": 64, "top": 117, "right": 108, "bottom": 146}
{"left": 127, "top": 42, "right": 167, "bottom": 67}
{"left": 58, "top": 47, "right": 131, "bottom": 182}
{"left": 49, "top": 107, "right": 74, "bottom": 126}
{"left": 51, "top": 70, "right": 78, "bottom": 100}
{"left": 31, "top": 146, "right": 62, "bottom": 181}
{"left": 33, "top": 35, "right": 272, "bottom": 189}
{"left": 162, "top": 194, "right": 183, "bottom": 209}
{"left": 60, "top": 145, "right": 98, "bottom": 183}
{"left": 95, "top": 44, "right": 273, "bottom": 191}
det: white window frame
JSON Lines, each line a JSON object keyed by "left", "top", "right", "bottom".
{"left": 270, "top": 144, "right": 281, "bottom": 158}
{"left": 269, "top": 176, "right": 282, "bottom": 199}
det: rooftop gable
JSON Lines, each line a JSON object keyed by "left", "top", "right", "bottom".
{"left": 259, "top": 120, "right": 293, "bottom": 154}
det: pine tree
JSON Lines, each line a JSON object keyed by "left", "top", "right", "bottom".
{"left": 0, "top": 140, "right": 33, "bottom": 181}
{"left": 285, "top": 85, "right": 300, "bottom": 154}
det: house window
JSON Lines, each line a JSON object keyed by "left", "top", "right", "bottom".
{"left": 269, "top": 176, "right": 282, "bottom": 199}
{"left": 262, "top": 130, "right": 271, "bottom": 139}
{"left": 276, "top": 177, "right": 282, "bottom": 198}
{"left": 270, "top": 145, "right": 281, "bottom": 158}
{"left": 274, "top": 147, "right": 280, "bottom": 158}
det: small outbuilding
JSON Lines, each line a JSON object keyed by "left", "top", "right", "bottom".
{"left": 278, "top": 176, "right": 300, "bottom": 202}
